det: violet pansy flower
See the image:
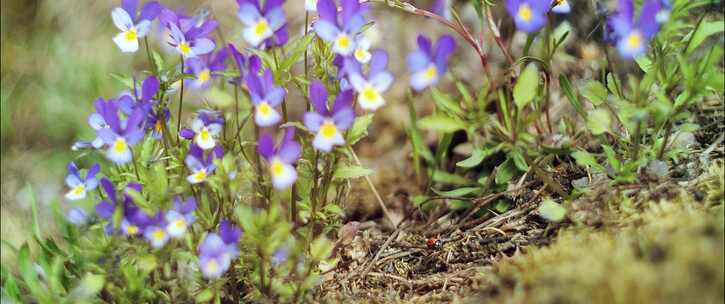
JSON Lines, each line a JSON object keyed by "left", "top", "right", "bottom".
{"left": 96, "top": 102, "right": 146, "bottom": 164}
{"left": 352, "top": 35, "right": 372, "bottom": 64}
{"left": 184, "top": 49, "right": 228, "bottom": 91}
{"left": 185, "top": 144, "right": 223, "bottom": 184}
{"left": 314, "top": 0, "right": 366, "bottom": 56}
{"left": 432, "top": 0, "right": 452, "bottom": 21}
{"left": 406, "top": 34, "right": 456, "bottom": 92}
{"left": 608, "top": 0, "right": 662, "bottom": 59}
{"left": 111, "top": 0, "right": 161, "bottom": 52}
{"left": 67, "top": 207, "right": 89, "bottom": 226}
{"left": 144, "top": 212, "right": 170, "bottom": 249}
{"left": 65, "top": 162, "right": 100, "bottom": 201}
{"left": 198, "top": 220, "right": 241, "bottom": 279}
{"left": 258, "top": 128, "right": 301, "bottom": 189}
{"left": 162, "top": 9, "right": 217, "bottom": 58}
{"left": 179, "top": 110, "right": 224, "bottom": 150}
{"left": 505, "top": 0, "right": 549, "bottom": 33}
{"left": 95, "top": 179, "right": 152, "bottom": 236}
{"left": 551, "top": 0, "right": 571, "bottom": 14}
{"left": 236, "top": 0, "right": 288, "bottom": 48}
{"left": 247, "top": 67, "right": 286, "bottom": 127}
{"left": 227, "top": 44, "right": 262, "bottom": 85}
{"left": 304, "top": 81, "right": 356, "bottom": 152}
{"left": 348, "top": 50, "right": 394, "bottom": 111}
{"left": 165, "top": 196, "right": 197, "bottom": 238}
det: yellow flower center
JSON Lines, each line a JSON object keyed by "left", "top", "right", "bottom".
{"left": 258, "top": 102, "right": 272, "bottom": 116}
{"left": 354, "top": 48, "right": 368, "bottom": 62}
{"left": 336, "top": 34, "right": 351, "bottom": 50}
{"left": 320, "top": 121, "right": 338, "bottom": 139}
{"left": 72, "top": 184, "right": 86, "bottom": 196}
{"left": 518, "top": 4, "right": 533, "bottom": 22}
{"left": 127, "top": 225, "right": 139, "bottom": 235}
{"left": 206, "top": 259, "right": 219, "bottom": 273}
{"left": 200, "top": 127, "right": 211, "bottom": 141}
{"left": 155, "top": 120, "right": 163, "bottom": 134}
{"left": 153, "top": 229, "right": 166, "bottom": 241}
{"left": 174, "top": 218, "right": 186, "bottom": 230}
{"left": 194, "top": 170, "right": 207, "bottom": 182}
{"left": 198, "top": 69, "right": 211, "bottom": 83}
{"left": 125, "top": 28, "right": 138, "bottom": 41}
{"left": 362, "top": 86, "right": 379, "bottom": 102}
{"left": 627, "top": 32, "right": 642, "bottom": 49}
{"left": 270, "top": 160, "right": 284, "bottom": 177}
{"left": 113, "top": 138, "right": 128, "bottom": 154}
{"left": 555, "top": 0, "right": 566, "bottom": 5}
{"left": 179, "top": 42, "right": 191, "bottom": 56}
{"left": 254, "top": 19, "right": 269, "bottom": 36}
{"left": 424, "top": 65, "right": 438, "bottom": 81}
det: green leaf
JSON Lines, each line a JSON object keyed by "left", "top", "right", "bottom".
{"left": 431, "top": 170, "right": 470, "bottom": 185}
{"left": 493, "top": 200, "right": 512, "bottom": 213}
{"left": 109, "top": 73, "right": 134, "bottom": 89}
{"left": 580, "top": 80, "right": 608, "bottom": 106}
{"left": 418, "top": 114, "right": 466, "bottom": 133}
{"left": 431, "top": 88, "right": 463, "bottom": 116}
{"left": 310, "top": 237, "right": 333, "bottom": 261}
{"left": 333, "top": 165, "right": 373, "bottom": 180}
{"left": 571, "top": 150, "right": 605, "bottom": 173}
{"left": 513, "top": 63, "right": 539, "bottom": 110}
{"left": 431, "top": 187, "right": 482, "bottom": 198}
{"left": 68, "top": 273, "right": 105, "bottom": 301}
{"left": 280, "top": 33, "right": 315, "bottom": 71}
{"left": 602, "top": 144, "right": 621, "bottom": 172}
{"left": 347, "top": 114, "right": 374, "bottom": 145}
{"left": 586, "top": 108, "right": 611, "bottom": 135}
{"left": 687, "top": 21, "right": 725, "bottom": 54}
{"left": 559, "top": 75, "right": 586, "bottom": 119}
{"left": 195, "top": 289, "right": 214, "bottom": 303}
{"left": 495, "top": 158, "right": 518, "bottom": 185}
{"left": 456, "top": 148, "right": 486, "bottom": 168}
{"left": 538, "top": 199, "right": 566, "bottom": 222}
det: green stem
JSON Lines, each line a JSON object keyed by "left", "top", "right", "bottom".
{"left": 176, "top": 56, "right": 185, "bottom": 143}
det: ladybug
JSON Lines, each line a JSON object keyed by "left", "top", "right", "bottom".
{"left": 426, "top": 238, "right": 443, "bottom": 250}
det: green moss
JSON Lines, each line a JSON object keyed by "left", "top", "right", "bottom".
{"left": 476, "top": 163, "right": 724, "bottom": 304}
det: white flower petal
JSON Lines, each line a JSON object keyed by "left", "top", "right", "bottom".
{"left": 113, "top": 31, "right": 139, "bottom": 53}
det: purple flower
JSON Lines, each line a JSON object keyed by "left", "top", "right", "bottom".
{"left": 198, "top": 220, "right": 241, "bottom": 279}
{"left": 304, "top": 81, "right": 356, "bottom": 152}
{"left": 161, "top": 9, "right": 217, "bottom": 58}
{"left": 314, "top": 0, "right": 366, "bottom": 56}
{"left": 271, "top": 246, "right": 289, "bottom": 266}
{"left": 347, "top": 50, "right": 394, "bottom": 111}
{"left": 236, "top": 0, "right": 288, "bottom": 48}
{"left": 67, "top": 207, "right": 89, "bottom": 226}
{"left": 179, "top": 110, "right": 224, "bottom": 150}
{"left": 95, "top": 179, "right": 152, "bottom": 236}
{"left": 65, "top": 162, "right": 100, "bottom": 201}
{"left": 247, "top": 67, "right": 286, "bottom": 127}
{"left": 505, "top": 0, "right": 549, "bottom": 33}
{"left": 227, "top": 44, "right": 262, "bottom": 85}
{"left": 432, "top": 0, "right": 452, "bottom": 21}
{"left": 111, "top": 0, "right": 161, "bottom": 52}
{"left": 352, "top": 34, "right": 372, "bottom": 64}
{"left": 551, "top": 0, "right": 571, "bottom": 14}
{"left": 608, "top": 0, "right": 662, "bottom": 59}
{"left": 258, "top": 128, "right": 301, "bottom": 189}
{"left": 184, "top": 144, "right": 224, "bottom": 184}
{"left": 406, "top": 34, "right": 456, "bottom": 92}
{"left": 184, "top": 49, "right": 228, "bottom": 91}
{"left": 96, "top": 101, "right": 146, "bottom": 164}
{"left": 165, "top": 196, "right": 197, "bottom": 238}
{"left": 144, "top": 212, "right": 170, "bottom": 249}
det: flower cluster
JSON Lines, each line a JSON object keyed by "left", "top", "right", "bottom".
{"left": 198, "top": 221, "right": 242, "bottom": 279}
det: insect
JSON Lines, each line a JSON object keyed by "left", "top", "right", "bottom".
{"left": 426, "top": 238, "right": 443, "bottom": 250}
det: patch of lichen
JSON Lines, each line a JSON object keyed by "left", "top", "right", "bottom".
{"left": 473, "top": 162, "right": 724, "bottom": 304}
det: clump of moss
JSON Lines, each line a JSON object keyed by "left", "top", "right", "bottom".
{"left": 474, "top": 163, "right": 724, "bottom": 304}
